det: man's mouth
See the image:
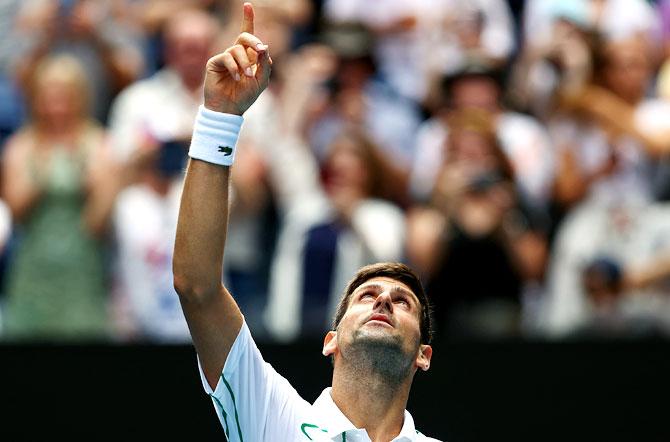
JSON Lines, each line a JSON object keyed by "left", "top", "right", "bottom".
{"left": 366, "top": 313, "right": 393, "bottom": 327}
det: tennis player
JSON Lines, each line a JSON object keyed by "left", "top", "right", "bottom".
{"left": 173, "top": 3, "right": 439, "bottom": 441}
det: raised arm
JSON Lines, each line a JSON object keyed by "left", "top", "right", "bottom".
{"left": 172, "top": 2, "right": 271, "bottom": 389}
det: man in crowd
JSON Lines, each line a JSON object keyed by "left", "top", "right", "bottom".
{"left": 106, "top": 8, "right": 220, "bottom": 341}
{"left": 172, "top": 3, "right": 440, "bottom": 441}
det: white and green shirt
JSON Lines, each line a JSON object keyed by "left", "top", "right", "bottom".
{"left": 199, "top": 321, "right": 441, "bottom": 441}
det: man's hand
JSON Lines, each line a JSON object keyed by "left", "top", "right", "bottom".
{"left": 204, "top": 2, "right": 271, "bottom": 115}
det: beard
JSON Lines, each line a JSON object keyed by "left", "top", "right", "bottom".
{"left": 341, "top": 328, "right": 415, "bottom": 385}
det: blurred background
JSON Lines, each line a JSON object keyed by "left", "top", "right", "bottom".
{"left": 0, "top": 0, "right": 670, "bottom": 440}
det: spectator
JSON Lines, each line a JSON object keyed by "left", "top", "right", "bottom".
{"left": 410, "top": 63, "right": 555, "bottom": 210}
{"left": 307, "top": 23, "right": 421, "bottom": 200}
{"left": 112, "top": 0, "right": 231, "bottom": 74}
{"left": 1, "top": 55, "right": 128, "bottom": 341}
{"left": 264, "top": 130, "right": 405, "bottom": 342}
{"left": 324, "top": 0, "right": 514, "bottom": 105}
{"left": 515, "top": 0, "right": 661, "bottom": 120}
{"left": 523, "top": 0, "right": 660, "bottom": 50}
{"left": 407, "top": 110, "right": 547, "bottom": 339}
{"left": 550, "top": 35, "right": 670, "bottom": 211}
{"left": 107, "top": 8, "right": 221, "bottom": 342}
{"left": 12, "top": 0, "right": 145, "bottom": 123}
{"left": 544, "top": 198, "right": 670, "bottom": 337}
{"left": 422, "top": 0, "right": 516, "bottom": 110}
{"left": 510, "top": 2, "right": 594, "bottom": 119}
{"left": 322, "top": 0, "right": 428, "bottom": 101}
{"left": 108, "top": 8, "right": 219, "bottom": 159}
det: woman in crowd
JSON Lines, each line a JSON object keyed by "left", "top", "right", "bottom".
{"left": 1, "top": 55, "right": 132, "bottom": 341}
{"left": 264, "top": 130, "right": 406, "bottom": 342}
{"left": 408, "top": 110, "right": 548, "bottom": 339}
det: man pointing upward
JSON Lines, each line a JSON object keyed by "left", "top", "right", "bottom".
{"left": 173, "top": 3, "right": 439, "bottom": 441}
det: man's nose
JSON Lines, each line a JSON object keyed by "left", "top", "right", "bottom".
{"left": 373, "top": 291, "right": 393, "bottom": 313}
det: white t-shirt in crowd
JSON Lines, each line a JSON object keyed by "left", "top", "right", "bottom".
{"left": 107, "top": 68, "right": 201, "bottom": 160}
{"left": 199, "top": 321, "right": 441, "bottom": 441}
{"left": 112, "top": 181, "right": 191, "bottom": 342}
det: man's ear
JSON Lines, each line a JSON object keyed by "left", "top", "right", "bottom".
{"left": 322, "top": 330, "right": 338, "bottom": 357}
{"left": 415, "top": 344, "right": 432, "bottom": 371}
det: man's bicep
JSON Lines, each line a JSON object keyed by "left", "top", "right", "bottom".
{"left": 180, "top": 286, "right": 243, "bottom": 390}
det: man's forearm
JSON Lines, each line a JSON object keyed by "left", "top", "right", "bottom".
{"left": 173, "top": 158, "right": 244, "bottom": 389}
{"left": 173, "top": 159, "right": 231, "bottom": 301}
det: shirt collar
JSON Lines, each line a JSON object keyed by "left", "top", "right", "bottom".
{"left": 312, "top": 388, "right": 418, "bottom": 441}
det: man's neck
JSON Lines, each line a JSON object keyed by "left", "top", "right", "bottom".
{"left": 330, "top": 364, "right": 412, "bottom": 442}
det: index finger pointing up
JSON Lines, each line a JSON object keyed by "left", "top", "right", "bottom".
{"left": 241, "top": 2, "right": 254, "bottom": 34}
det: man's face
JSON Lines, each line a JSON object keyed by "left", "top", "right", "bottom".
{"left": 167, "top": 30, "right": 213, "bottom": 78}
{"left": 602, "top": 39, "right": 651, "bottom": 104}
{"left": 450, "top": 77, "right": 500, "bottom": 113}
{"left": 164, "top": 13, "right": 217, "bottom": 86}
{"left": 323, "top": 277, "right": 432, "bottom": 374}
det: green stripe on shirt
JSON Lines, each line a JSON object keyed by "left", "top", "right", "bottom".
{"left": 222, "top": 375, "right": 244, "bottom": 442}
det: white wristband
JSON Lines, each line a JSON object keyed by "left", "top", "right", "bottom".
{"left": 188, "top": 105, "right": 244, "bottom": 167}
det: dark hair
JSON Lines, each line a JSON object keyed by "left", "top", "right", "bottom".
{"left": 323, "top": 130, "right": 387, "bottom": 199}
{"left": 440, "top": 63, "right": 504, "bottom": 108}
{"left": 332, "top": 262, "right": 433, "bottom": 345}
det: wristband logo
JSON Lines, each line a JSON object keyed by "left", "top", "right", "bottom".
{"left": 218, "top": 145, "right": 233, "bottom": 156}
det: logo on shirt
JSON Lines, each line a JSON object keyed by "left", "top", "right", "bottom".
{"left": 218, "top": 145, "right": 233, "bottom": 156}
{"left": 300, "top": 423, "right": 329, "bottom": 440}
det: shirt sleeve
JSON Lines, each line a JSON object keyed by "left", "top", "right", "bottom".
{"left": 198, "top": 320, "right": 311, "bottom": 441}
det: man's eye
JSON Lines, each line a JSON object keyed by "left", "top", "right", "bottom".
{"left": 360, "top": 293, "right": 375, "bottom": 300}
{"left": 395, "top": 298, "right": 409, "bottom": 306}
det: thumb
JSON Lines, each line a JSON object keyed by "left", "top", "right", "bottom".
{"left": 255, "top": 48, "right": 272, "bottom": 89}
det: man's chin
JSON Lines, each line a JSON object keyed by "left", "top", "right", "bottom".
{"left": 353, "top": 327, "right": 402, "bottom": 348}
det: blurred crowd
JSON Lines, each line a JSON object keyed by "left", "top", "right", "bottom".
{"left": 2, "top": 0, "right": 670, "bottom": 344}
